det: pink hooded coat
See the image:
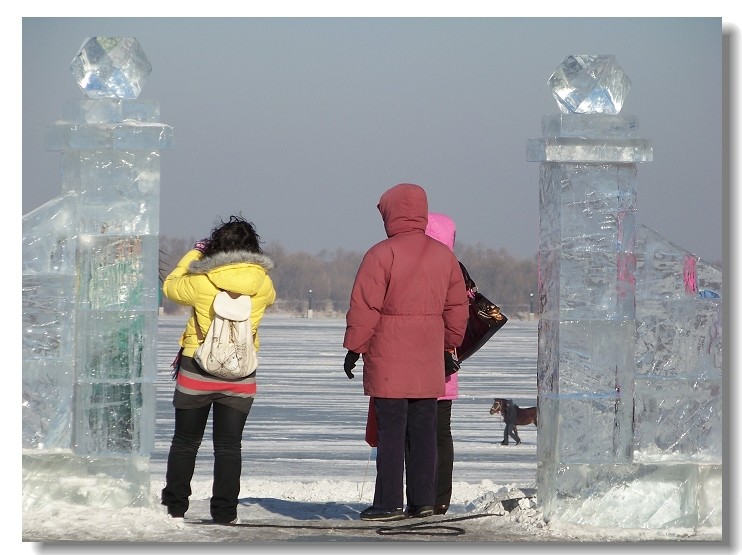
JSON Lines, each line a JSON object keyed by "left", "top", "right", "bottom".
{"left": 344, "top": 184, "right": 469, "bottom": 399}
{"left": 425, "top": 212, "right": 461, "bottom": 401}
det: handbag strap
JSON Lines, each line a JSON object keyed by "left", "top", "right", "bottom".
{"left": 459, "top": 262, "right": 477, "bottom": 292}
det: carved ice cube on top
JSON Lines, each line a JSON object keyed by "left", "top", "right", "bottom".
{"left": 70, "top": 37, "right": 152, "bottom": 100}
{"left": 549, "top": 55, "right": 631, "bottom": 115}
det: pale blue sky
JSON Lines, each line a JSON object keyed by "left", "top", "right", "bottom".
{"left": 22, "top": 17, "right": 725, "bottom": 263}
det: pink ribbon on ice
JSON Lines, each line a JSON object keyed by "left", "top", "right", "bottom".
{"left": 683, "top": 255, "right": 698, "bottom": 295}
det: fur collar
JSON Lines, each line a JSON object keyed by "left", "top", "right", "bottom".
{"left": 188, "top": 250, "right": 275, "bottom": 274}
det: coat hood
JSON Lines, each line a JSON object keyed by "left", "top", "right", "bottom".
{"left": 188, "top": 250, "right": 275, "bottom": 274}
{"left": 425, "top": 212, "right": 456, "bottom": 252}
{"left": 377, "top": 183, "right": 428, "bottom": 238}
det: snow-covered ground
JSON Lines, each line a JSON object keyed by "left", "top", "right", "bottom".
{"left": 21, "top": 315, "right": 726, "bottom": 546}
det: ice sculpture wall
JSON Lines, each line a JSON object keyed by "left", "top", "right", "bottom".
{"left": 22, "top": 37, "right": 173, "bottom": 509}
{"left": 528, "top": 55, "right": 722, "bottom": 530}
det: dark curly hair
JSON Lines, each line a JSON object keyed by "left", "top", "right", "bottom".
{"left": 202, "top": 215, "right": 263, "bottom": 256}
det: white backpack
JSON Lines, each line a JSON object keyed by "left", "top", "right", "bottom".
{"left": 193, "top": 291, "right": 258, "bottom": 379}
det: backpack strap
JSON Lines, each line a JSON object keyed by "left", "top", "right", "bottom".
{"left": 192, "top": 308, "right": 205, "bottom": 343}
{"left": 192, "top": 287, "right": 225, "bottom": 344}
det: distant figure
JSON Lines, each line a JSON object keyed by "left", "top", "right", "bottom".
{"left": 489, "top": 398, "right": 537, "bottom": 445}
{"left": 502, "top": 399, "right": 521, "bottom": 445}
{"left": 160, "top": 215, "right": 276, "bottom": 524}
{"left": 343, "top": 184, "right": 469, "bottom": 521}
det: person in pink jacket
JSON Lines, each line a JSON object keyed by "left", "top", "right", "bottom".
{"left": 424, "top": 212, "right": 463, "bottom": 516}
{"left": 343, "top": 184, "right": 469, "bottom": 521}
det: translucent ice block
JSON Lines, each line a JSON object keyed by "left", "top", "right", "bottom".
{"left": 76, "top": 235, "right": 159, "bottom": 310}
{"left": 636, "top": 299, "right": 722, "bottom": 380}
{"left": 541, "top": 113, "right": 641, "bottom": 139}
{"left": 72, "top": 307, "right": 157, "bottom": 455}
{"left": 56, "top": 151, "right": 161, "bottom": 235}
{"left": 633, "top": 375, "right": 722, "bottom": 463}
{"left": 635, "top": 225, "right": 722, "bottom": 300}
{"left": 22, "top": 452, "right": 152, "bottom": 510}
{"left": 22, "top": 274, "right": 75, "bottom": 359}
{"left": 556, "top": 250, "right": 635, "bottom": 320}
{"left": 539, "top": 392, "right": 632, "bottom": 465}
{"left": 22, "top": 193, "right": 78, "bottom": 274}
{"left": 548, "top": 55, "right": 631, "bottom": 115}
{"left": 73, "top": 380, "right": 155, "bottom": 455}
{"left": 22, "top": 358, "right": 74, "bottom": 449}
{"left": 75, "top": 310, "right": 157, "bottom": 381}
{"left": 556, "top": 320, "right": 636, "bottom": 395}
{"left": 634, "top": 226, "right": 723, "bottom": 385}
{"left": 527, "top": 137, "right": 653, "bottom": 163}
{"left": 71, "top": 37, "right": 151, "bottom": 100}
{"left": 60, "top": 98, "right": 161, "bottom": 124}
{"left": 45, "top": 121, "right": 173, "bottom": 151}
{"left": 538, "top": 163, "right": 638, "bottom": 254}
{"left": 541, "top": 462, "right": 721, "bottom": 529}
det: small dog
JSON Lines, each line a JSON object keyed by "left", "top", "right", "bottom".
{"left": 489, "top": 398, "right": 537, "bottom": 445}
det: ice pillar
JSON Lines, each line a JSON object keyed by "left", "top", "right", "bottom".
{"left": 22, "top": 37, "right": 173, "bottom": 509}
{"left": 528, "top": 55, "right": 722, "bottom": 531}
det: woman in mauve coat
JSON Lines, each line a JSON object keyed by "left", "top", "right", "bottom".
{"left": 343, "top": 183, "right": 469, "bottom": 521}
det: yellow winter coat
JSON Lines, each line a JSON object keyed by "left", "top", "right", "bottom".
{"left": 163, "top": 248, "right": 276, "bottom": 357}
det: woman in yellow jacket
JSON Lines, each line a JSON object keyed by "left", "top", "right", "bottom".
{"left": 160, "top": 215, "right": 276, "bottom": 524}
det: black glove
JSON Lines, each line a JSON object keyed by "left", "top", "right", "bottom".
{"left": 444, "top": 350, "right": 460, "bottom": 376}
{"left": 344, "top": 350, "right": 360, "bottom": 379}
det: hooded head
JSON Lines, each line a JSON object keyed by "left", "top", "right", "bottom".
{"left": 425, "top": 212, "right": 456, "bottom": 252}
{"left": 377, "top": 183, "right": 428, "bottom": 238}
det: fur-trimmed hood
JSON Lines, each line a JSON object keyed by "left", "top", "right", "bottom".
{"left": 188, "top": 250, "right": 275, "bottom": 274}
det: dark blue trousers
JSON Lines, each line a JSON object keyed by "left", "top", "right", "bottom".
{"left": 161, "top": 402, "right": 250, "bottom": 522}
{"left": 373, "top": 397, "right": 437, "bottom": 510}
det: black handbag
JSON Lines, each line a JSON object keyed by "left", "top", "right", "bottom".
{"left": 457, "top": 263, "right": 508, "bottom": 362}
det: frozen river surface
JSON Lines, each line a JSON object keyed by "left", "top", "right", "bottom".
{"left": 24, "top": 315, "right": 725, "bottom": 543}
{"left": 153, "top": 314, "right": 539, "bottom": 486}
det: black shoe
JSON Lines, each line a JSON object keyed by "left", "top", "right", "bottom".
{"left": 501, "top": 440, "right": 509, "bottom": 445}
{"left": 213, "top": 517, "right": 239, "bottom": 525}
{"left": 166, "top": 507, "right": 185, "bottom": 518}
{"left": 406, "top": 505, "right": 434, "bottom": 518}
{"left": 360, "top": 506, "right": 406, "bottom": 521}
{"left": 433, "top": 504, "right": 449, "bottom": 515}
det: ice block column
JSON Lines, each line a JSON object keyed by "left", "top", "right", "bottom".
{"left": 528, "top": 55, "right": 722, "bottom": 532}
{"left": 527, "top": 55, "right": 651, "bottom": 523}
{"left": 22, "top": 37, "right": 173, "bottom": 509}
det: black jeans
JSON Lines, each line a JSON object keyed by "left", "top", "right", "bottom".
{"left": 374, "top": 397, "right": 437, "bottom": 510}
{"left": 161, "top": 401, "right": 250, "bottom": 522}
{"left": 435, "top": 400, "right": 454, "bottom": 506}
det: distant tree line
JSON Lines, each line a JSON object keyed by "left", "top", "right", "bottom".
{"left": 159, "top": 236, "right": 538, "bottom": 319}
